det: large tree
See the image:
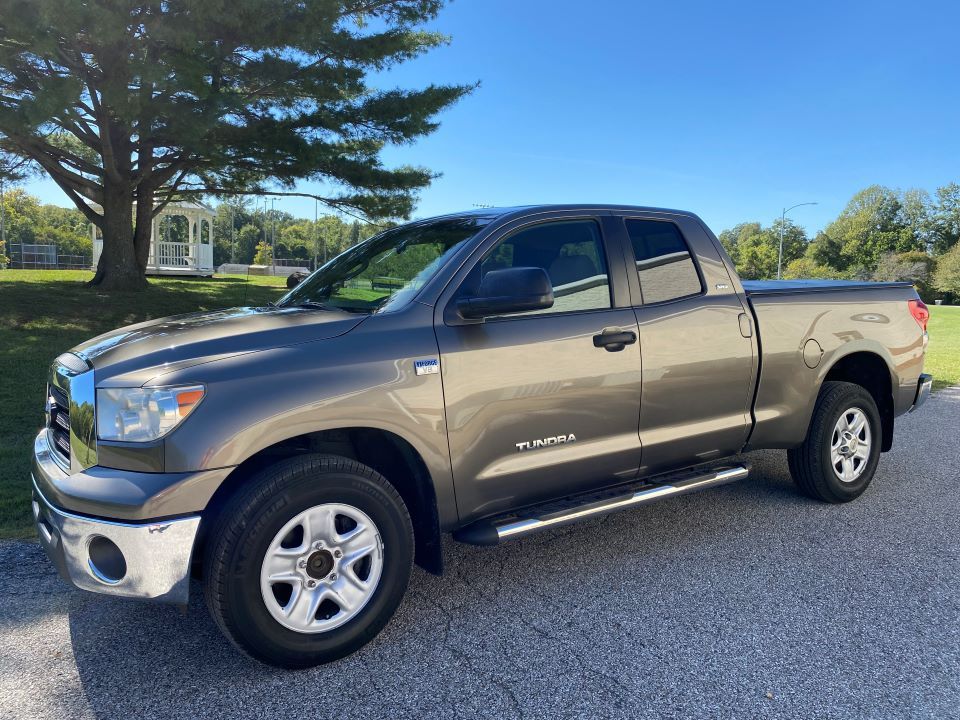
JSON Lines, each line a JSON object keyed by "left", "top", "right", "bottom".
{"left": 930, "top": 182, "right": 960, "bottom": 255}
{"left": 933, "top": 241, "right": 960, "bottom": 297}
{"left": 872, "top": 250, "right": 935, "bottom": 300}
{"left": 810, "top": 185, "right": 926, "bottom": 272}
{"left": 0, "top": 0, "right": 472, "bottom": 289}
{"left": 0, "top": 148, "right": 32, "bottom": 265}
{"left": 718, "top": 219, "right": 807, "bottom": 279}
{"left": 0, "top": 146, "right": 30, "bottom": 183}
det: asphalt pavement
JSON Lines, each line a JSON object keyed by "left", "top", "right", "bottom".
{"left": 2, "top": 388, "right": 958, "bottom": 720}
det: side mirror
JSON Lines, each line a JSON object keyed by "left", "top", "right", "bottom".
{"left": 457, "top": 266, "right": 554, "bottom": 319}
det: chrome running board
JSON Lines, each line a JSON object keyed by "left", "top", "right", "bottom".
{"left": 454, "top": 464, "right": 749, "bottom": 546}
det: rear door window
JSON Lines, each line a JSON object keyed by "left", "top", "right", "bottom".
{"left": 625, "top": 219, "right": 703, "bottom": 304}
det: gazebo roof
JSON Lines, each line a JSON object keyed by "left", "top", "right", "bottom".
{"left": 161, "top": 200, "right": 215, "bottom": 215}
{"left": 86, "top": 199, "right": 215, "bottom": 217}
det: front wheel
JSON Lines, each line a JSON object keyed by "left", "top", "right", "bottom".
{"left": 203, "top": 454, "right": 414, "bottom": 668}
{"left": 788, "top": 381, "right": 882, "bottom": 503}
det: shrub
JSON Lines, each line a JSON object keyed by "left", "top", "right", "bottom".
{"left": 782, "top": 257, "right": 849, "bottom": 280}
{"left": 252, "top": 240, "right": 272, "bottom": 265}
{"left": 873, "top": 251, "right": 936, "bottom": 300}
{"left": 933, "top": 243, "right": 960, "bottom": 299}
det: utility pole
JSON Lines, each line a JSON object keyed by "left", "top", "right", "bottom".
{"left": 260, "top": 199, "right": 266, "bottom": 243}
{"left": 270, "top": 197, "right": 277, "bottom": 272}
{"left": 260, "top": 199, "right": 268, "bottom": 266}
{"left": 777, "top": 202, "right": 818, "bottom": 279}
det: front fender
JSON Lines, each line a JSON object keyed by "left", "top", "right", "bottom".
{"left": 156, "top": 305, "right": 457, "bottom": 525}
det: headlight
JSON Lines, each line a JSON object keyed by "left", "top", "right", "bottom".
{"left": 96, "top": 385, "right": 205, "bottom": 442}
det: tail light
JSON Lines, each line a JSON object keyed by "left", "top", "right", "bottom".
{"left": 908, "top": 298, "right": 929, "bottom": 332}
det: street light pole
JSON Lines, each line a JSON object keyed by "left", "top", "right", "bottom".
{"left": 777, "top": 202, "right": 818, "bottom": 279}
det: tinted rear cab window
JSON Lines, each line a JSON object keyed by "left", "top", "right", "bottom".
{"left": 625, "top": 219, "right": 703, "bottom": 304}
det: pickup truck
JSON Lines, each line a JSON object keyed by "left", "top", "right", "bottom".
{"left": 31, "top": 204, "right": 933, "bottom": 668}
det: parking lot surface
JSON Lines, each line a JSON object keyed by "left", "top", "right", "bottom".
{"left": 2, "top": 388, "right": 958, "bottom": 720}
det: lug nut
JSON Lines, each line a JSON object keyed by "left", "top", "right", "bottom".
{"left": 306, "top": 580, "right": 317, "bottom": 588}
{"left": 313, "top": 541, "right": 323, "bottom": 550}
{"left": 333, "top": 549, "right": 342, "bottom": 559}
{"left": 329, "top": 573, "right": 337, "bottom": 582}
{"left": 297, "top": 559, "right": 307, "bottom": 568}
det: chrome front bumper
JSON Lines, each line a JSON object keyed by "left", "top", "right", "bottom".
{"left": 31, "top": 432, "right": 200, "bottom": 605}
{"left": 909, "top": 373, "right": 933, "bottom": 413}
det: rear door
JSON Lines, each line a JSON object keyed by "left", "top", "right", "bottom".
{"left": 616, "top": 213, "right": 757, "bottom": 475}
{"left": 434, "top": 212, "right": 643, "bottom": 523}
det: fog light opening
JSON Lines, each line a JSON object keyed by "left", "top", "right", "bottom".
{"left": 36, "top": 517, "right": 54, "bottom": 544}
{"left": 33, "top": 500, "right": 54, "bottom": 543}
{"left": 87, "top": 536, "right": 126, "bottom": 584}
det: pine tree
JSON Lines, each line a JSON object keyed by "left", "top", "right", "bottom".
{"left": 0, "top": 0, "right": 473, "bottom": 289}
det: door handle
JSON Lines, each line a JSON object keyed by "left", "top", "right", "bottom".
{"left": 593, "top": 329, "right": 637, "bottom": 352}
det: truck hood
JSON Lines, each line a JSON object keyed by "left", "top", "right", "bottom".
{"left": 72, "top": 306, "right": 366, "bottom": 385}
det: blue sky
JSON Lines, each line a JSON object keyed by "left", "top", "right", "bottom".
{"left": 23, "top": 0, "right": 960, "bottom": 235}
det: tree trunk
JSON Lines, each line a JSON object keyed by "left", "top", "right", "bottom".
{"left": 134, "top": 190, "right": 154, "bottom": 270}
{"left": 88, "top": 181, "right": 147, "bottom": 290}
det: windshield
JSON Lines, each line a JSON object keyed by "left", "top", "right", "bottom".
{"left": 278, "top": 215, "right": 491, "bottom": 314}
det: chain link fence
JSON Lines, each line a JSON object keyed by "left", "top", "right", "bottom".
{"left": 6, "top": 243, "right": 92, "bottom": 270}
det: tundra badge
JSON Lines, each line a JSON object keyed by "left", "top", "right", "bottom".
{"left": 516, "top": 434, "right": 577, "bottom": 452}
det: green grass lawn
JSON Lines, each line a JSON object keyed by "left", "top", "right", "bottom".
{"left": 0, "top": 270, "right": 957, "bottom": 539}
{"left": 927, "top": 305, "right": 960, "bottom": 390}
{"left": 0, "top": 269, "right": 287, "bottom": 538}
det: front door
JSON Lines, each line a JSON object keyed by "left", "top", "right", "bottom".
{"left": 434, "top": 215, "right": 644, "bottom": 523}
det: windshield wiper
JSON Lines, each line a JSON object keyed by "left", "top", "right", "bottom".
{"left": 292, "top": 299, "right": 373, "bottom": 314}
{"left": 295, "top": 300, "right": 333, "bottom": 310}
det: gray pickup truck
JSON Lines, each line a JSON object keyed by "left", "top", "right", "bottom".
{"left": 31, "top": 204, "right": 932, "bottom": 667}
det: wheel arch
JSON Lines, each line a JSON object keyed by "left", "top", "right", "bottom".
{"left": 196, "top": 426, "right": 445, "bottom": 576}
{"left": 819, "top": 349, "right": 896, "bottom": 452}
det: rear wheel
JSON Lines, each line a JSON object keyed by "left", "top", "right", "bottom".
{"left": 788, "top": 381, "right": 882, "bottom": 503}
{"left": 203, "top": 454, "right": 414, "bottom": 668}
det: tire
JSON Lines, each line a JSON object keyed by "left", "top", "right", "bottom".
{"left": 788, "top": 381, "right": 883, "bottom": 503}
{"left": 202, "top": 454, "right": 414, "bottom": 668}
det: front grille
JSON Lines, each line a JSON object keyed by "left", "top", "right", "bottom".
{"left": 48, "top": 384, "right": 71, "bottom": 464}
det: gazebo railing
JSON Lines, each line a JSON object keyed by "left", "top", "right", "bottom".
{"left": 153, "top": 241, "right": 193, "bottom": 267}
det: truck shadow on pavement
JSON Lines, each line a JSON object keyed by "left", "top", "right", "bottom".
{"left": 63, "top": 455, "right": 800, "bottom": 717}
{"left": 62, "top": 398, "right": 960, "bottom": 719}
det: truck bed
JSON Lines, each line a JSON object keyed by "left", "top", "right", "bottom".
{"left": 742, "top": 278, "right": 923, "bottom": 451}
{"left": 742, "top": 279, "right": 914, "bottom": 296}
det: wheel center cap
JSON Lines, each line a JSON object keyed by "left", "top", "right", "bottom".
{"left": 305, "top": 549, "right": 334, "bottom": 579}
{"left": 841, "top": 431, "right": 858, "bottom": 455}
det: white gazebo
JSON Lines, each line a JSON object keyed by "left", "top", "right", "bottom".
{"left": 91, "top": 200, "right": 215, "bottom": 276}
